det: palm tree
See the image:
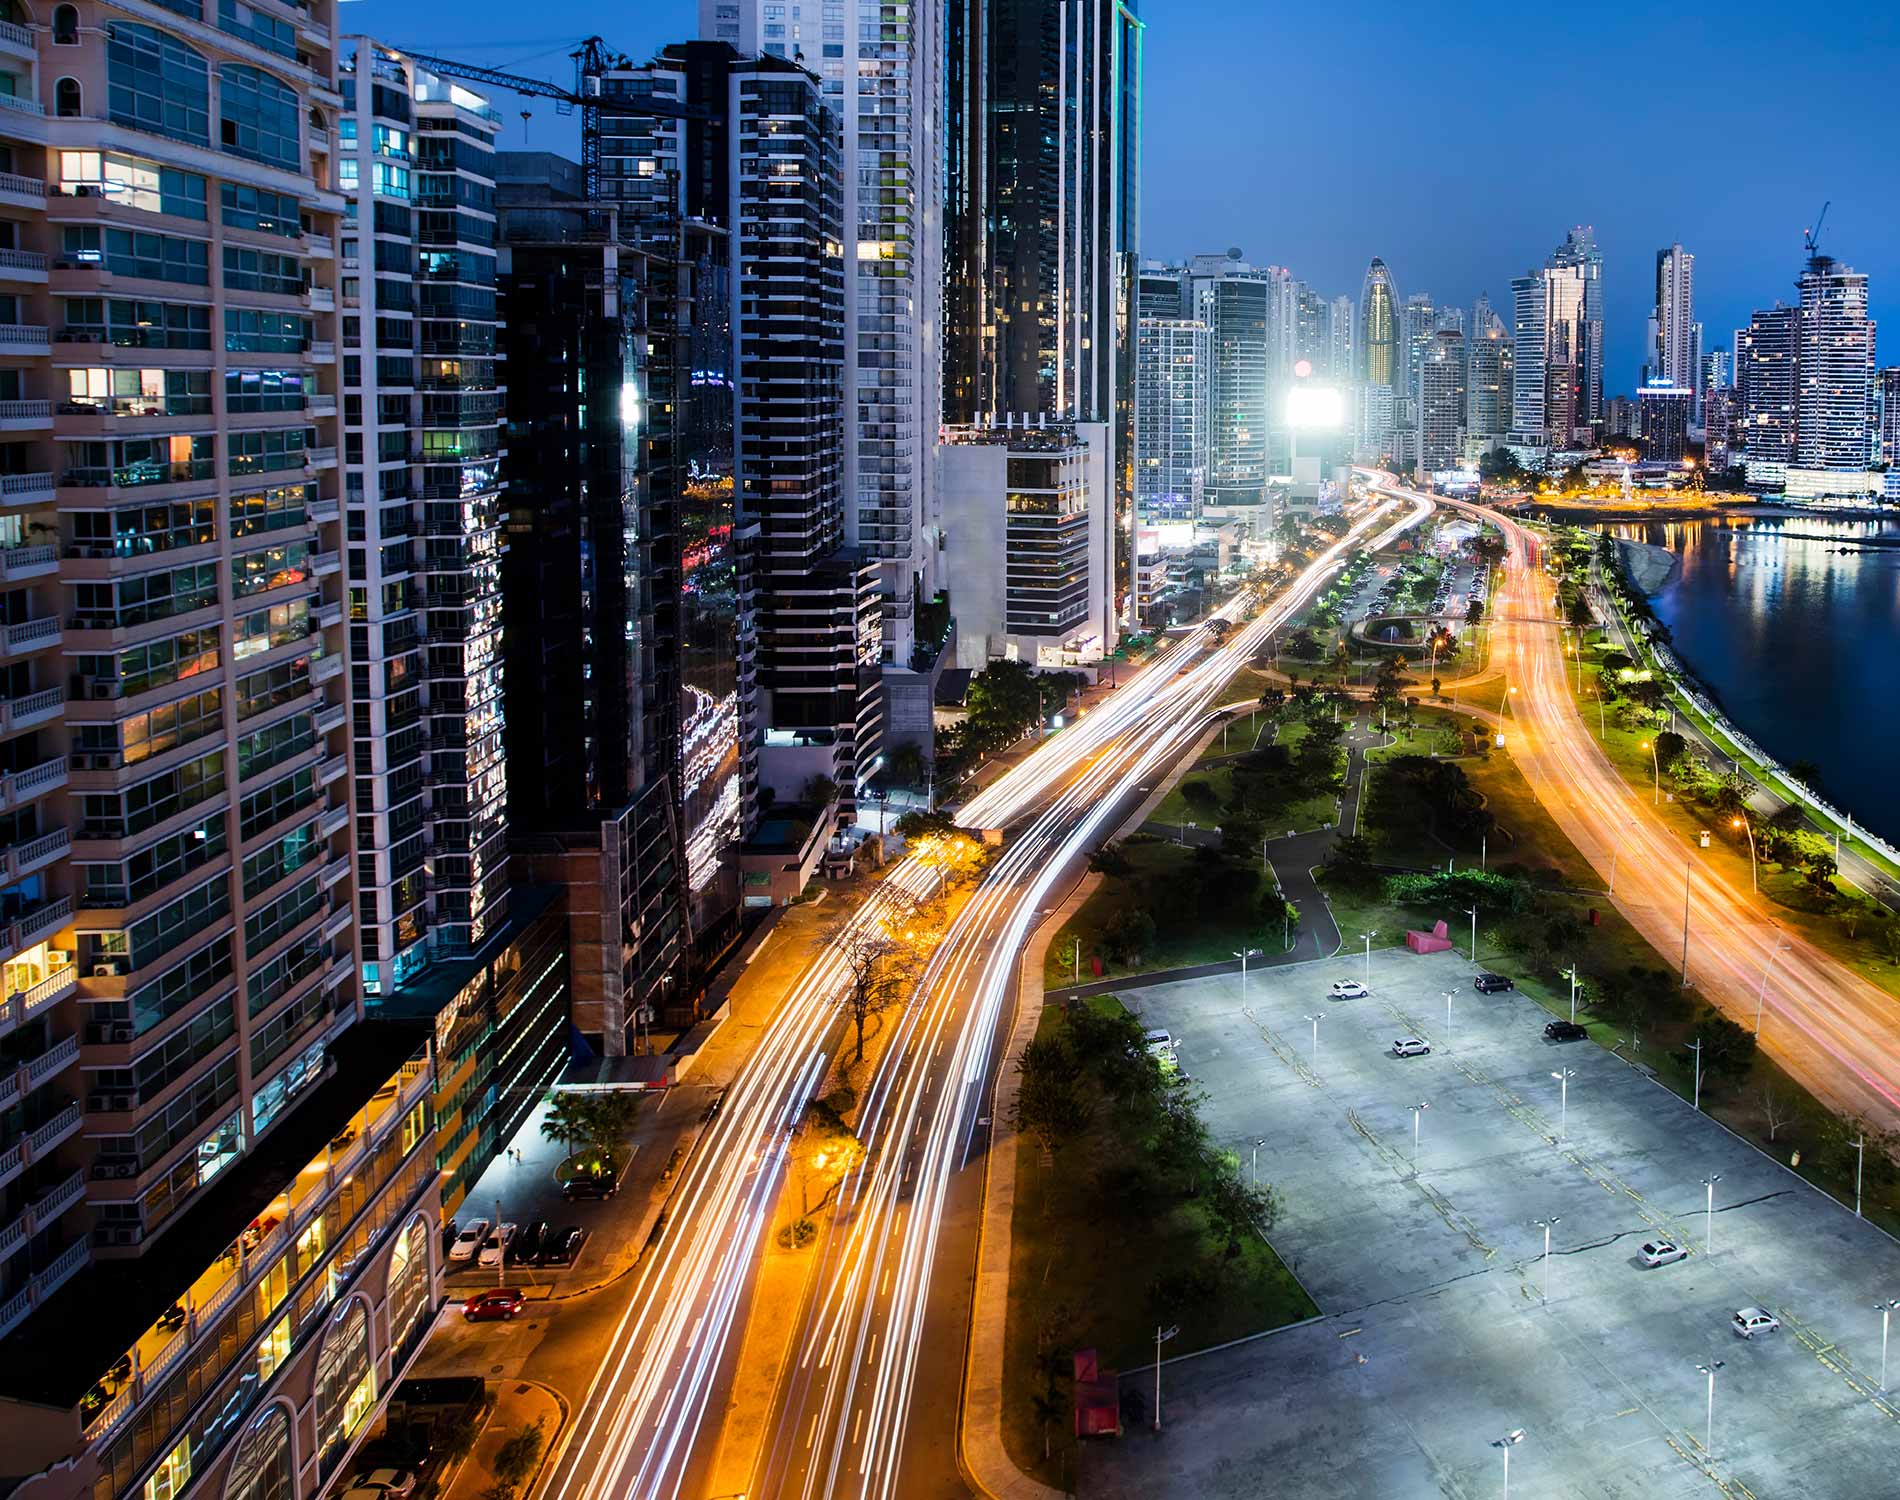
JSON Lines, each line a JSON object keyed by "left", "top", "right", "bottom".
{"left": 540, "top": 1093, "right": 593, "bottom": 1158}
{"left": 583, "top": 1093, "right": 639, "bottom": 1160}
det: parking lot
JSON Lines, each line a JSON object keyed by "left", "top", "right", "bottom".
{"left": 1083, "top": 946, "right": 1900, "bottom": 1498}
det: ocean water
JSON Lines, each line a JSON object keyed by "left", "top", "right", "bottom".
{"left": 1597, "top": 512, "right": 1900, "bottom": 842}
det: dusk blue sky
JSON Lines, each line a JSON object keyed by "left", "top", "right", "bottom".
{"left": 355, "top": 0, "right": 1898, "bottom": 394}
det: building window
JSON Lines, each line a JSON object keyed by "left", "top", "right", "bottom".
{"left": 219, "top": 65, "right": 300, "bottom": 170}
{"left": 106, "top": 23, "right": 210, "bottom": 146}
{"left": 224, "top": 1405, "right": 292, "bottom": 1500}
{"left": 313, "top": 1298, "right": 372, "bottom": 1471}
{"left": 53, "top": 4, "right": 79, "bottom": 43}
{"left": 55, "top": 77, "right": 81, "bottom": 117}
{"left": 385, "top": 1217, "right": 430, "bottom": 1353}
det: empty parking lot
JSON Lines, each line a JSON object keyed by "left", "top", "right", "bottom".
{"left": 1083, "top": 947, "right": 1900, "bottom": 1498}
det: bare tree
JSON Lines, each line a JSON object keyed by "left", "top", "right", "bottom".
{"left": 1759, "top": 1085, "right": 1793, "bottom": 1144}
{"left": 832, "top": 902, "right": 922, "bottom": 1062}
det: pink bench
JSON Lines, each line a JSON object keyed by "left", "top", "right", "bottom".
{"left": 1406, "top": 919, "right": 1454, "bottom": 955}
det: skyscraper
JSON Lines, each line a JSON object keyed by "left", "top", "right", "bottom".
{"left": 1510, "top": 227, "right": 1605, "bottom": 446}
{"left": 1553, "top": 226, "right": 1605, "bottom": 428}
{"left": 1189, "top": 253, "right": 1269, "bottom": 509}
{"left": 1794, "top": 252, "right": 1877, "bottom": 470}
{"left": 1357, "top": 257, "right": 1400, "bottom": 460}
{"left": 942, "top": 0, "right": 1142, "bottom": 632}
{"left": 1465, "top": 313, "right": 1512, "bottom": 451}
{"left": 1418, "top": 329, "right": 1467, "bottom": 474}
{"left": 1704, "top": 385, "right": 1739, "bottom": 474}
{"left": 1402, "top": 293, "right": 1436, "bottom": 406}
{"left": 1639, "top": 381, "right": 1692, "bottom": 463}
{"left": 1879, "top": 367, "right": 1900, "bottom": 466}
{"left": 1737, "top": 305, "right": 1799, "bottom": 484}
{"left": 1136, "top": 269, "right": 1210, "bottom": 519}
{"left": 1294, "top": 284, "right": 1331, "bottom": 376}
{"left": 1648, "top": 244, "right": 1697, "bottom": 409}
{"left": 1328, "top": 294, "right": 1355, "bottom": 381}
{"left": 702, "top": 0, "right": 942, "bottom": 671}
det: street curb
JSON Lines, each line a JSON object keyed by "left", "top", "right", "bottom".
{"left": 518, "top": 1382, "right": 570, "bottom": 1500}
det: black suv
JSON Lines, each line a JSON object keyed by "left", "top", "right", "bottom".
{"left": 1473, "top": 972, "right": 1514, "bottom": 994}
{"left": 1544, "top": 1020, "right": 1588, "bottom": 1041}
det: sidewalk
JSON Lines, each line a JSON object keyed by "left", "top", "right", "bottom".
{"left": 441, "top": 1381, "right": 565, "bottom": 1500}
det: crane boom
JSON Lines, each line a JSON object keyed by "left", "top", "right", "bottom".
{"left": 1804, "top": 200, "right": 1830, "bottom": 257}
{"left": 402, "top": 36, "right": 705, "bottom": 203}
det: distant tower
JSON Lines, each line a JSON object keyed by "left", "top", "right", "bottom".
{"left": 1651, "top": 243, "right": 1697, "bottom": 414}
{"left": 1795, "top": 252, "right": 1877, "bottom": 470}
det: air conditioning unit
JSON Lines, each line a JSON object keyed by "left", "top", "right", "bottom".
{"left": 110, "top": 1092, "right": 134, "bottom": 1109}
{"left": 92, "top": 962, "right": 124, "bottom": 978}
{"left": 114, "top": 1162, "right": 136, "bottom": 1178}
{"left": 110, "top": 1024, "right": 132, "bottom": 1043}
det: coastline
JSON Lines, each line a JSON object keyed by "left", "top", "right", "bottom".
{"left": 1614, "top": 538, "right": 1679, "bottom": 595}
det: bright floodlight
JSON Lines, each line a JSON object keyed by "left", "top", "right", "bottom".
{"left": 1286, "top": 384, "right": 1344, "bottom": 430}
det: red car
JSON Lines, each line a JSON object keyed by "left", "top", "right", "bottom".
{"left": 462, "top": 1288, "right": 526, "bottom": 1322}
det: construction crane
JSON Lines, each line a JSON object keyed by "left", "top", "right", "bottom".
{"left": 401, "top": 37, "right": 706, "bottom": 203}
{"left": 1804, "top": 200, "right": 1831, "bottom": 258}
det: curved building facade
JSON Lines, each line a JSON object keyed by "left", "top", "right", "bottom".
{"left": 1358, "top": 257, "right": 1401, "bottom": 389}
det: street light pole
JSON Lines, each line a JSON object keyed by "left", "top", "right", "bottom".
{"left": 1303, "top": 1013, "right": 1323, "bottom": 1068}
{"left": 1608, "top": 818, "right": 1634, "bottom": 895}
{"left": 1153, "top": 1323, "right": 1179, "bottom": 1431}
{"left": 1536, "top": 1217, "right": 1560, "bottom": 1304}
{"left": 1687, "top": 1037, "right": 1703, "bottom": 1111}
{"left": 1251, "top": 1136, "right": 1265, "bottom": 1190}
{"left": 1411, "top": 1101, "right": 1428, "bottom": 1176}
{"left": 1493, "top": 1429, "right": 1526, "bottom": 1499}
{"left": 1233, "top": 947, "right": 1251, "bottom": 998}
{"left": 1465, "top": 906, "right": 1478, "bottom": 963}
{"left": 1560, "top": 965, "right": 1579, "bottom": 1021}
{"left": 1550, "top": 1069, "right": 1575, "bottom": 1141}
{"left": 1640, "top": 739, "right": 1660, "bottom": 805}
{"left": 1703, "top": 1173, "right": 1721, "bottom": 1256}
{"left": 1360, "top": 930, "right": 1376, "bottom": 988}
{"left": 1856, "top": 1134, "right": 1866, "bottom": 1218}
{"left": 1731, "top": 814, "right": 1758, "bottom": 893}
{"left": 1444, "top": 989, "right": 1456, "bottom": 1051}
{"left": 1753, "top": 939, "right": 1790, "bottom": 1035}
{"left": 1696, "top": 1360, "right": 1724, "bottom": 1464}
{"left": 1878, "top": 1300, "right": 1899, "bottom": 1391}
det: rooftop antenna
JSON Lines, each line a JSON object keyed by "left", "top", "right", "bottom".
{"left": 1803, "top": 200, "right": 1830, "bottom": 258}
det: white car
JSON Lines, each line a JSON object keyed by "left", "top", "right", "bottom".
{"left": 1390, "top": 1037, "right": 1431, "bottom": 1057}
{"left": 1731, "top": 1306, "right": 1780, "bottom": 1338}
{"left": 1329, "top": 980, "right": 1369, "bottom": 999}
{"left": 448, "top": 1219, "right": 489, "bottom": 1263}
{"left": 478, "top": 1223, "right": 518, "bottom": 1269}
{"left": 358, "top": 1472, "right": 417, "bottom": 1498}
{"left": 1639, "top": 1240, "right": 1689, "bottom": 1268}
{"left": 1142, "top": 1028, "right": 1174, "bottom": 1057}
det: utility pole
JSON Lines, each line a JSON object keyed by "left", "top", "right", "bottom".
{"left": 1687, "top": 1037, "right": 1703, "bottom": 1111}
{"left": 1680, "top": 858, "right": 1692, "bottom": 987}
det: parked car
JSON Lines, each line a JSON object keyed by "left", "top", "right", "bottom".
{"left": 477, "top": 1224, "right": 517, "bottom": 1269}
{"left": 1544, "top": 1020, "right": 1588, "bottom": 1042}
{"left": 461, "top": 1288, "right": 526, "bottom": 1322}
{"left": 1639, "top": 1240, "right": 1689, "bottom": 1268}
{"left": 511, "top": 1219, "right": 548, "bottom": 1265}
{"left": 539, "top": 1227, "right": 585, "bottom": 1266}
{"left": 1329, "top": 980, "right": 1368, "bottom": 999}
{"left": 1390, "top": 1037, "right": 1432, "bottom": 1058}
{"left": 1142, "top": 1028, "right": 1173, "bottom": 1055}
{"left": 357, "top": 1470, "right": 417, "bottom": 1497}
{"left": 1473, "top": 972, "right": 1514, "bottom": 993}
{"left": 448, "top": 1220, "right": 489, "bottom": 1263}
{"left": 562, "top": 1174, "right": 616, "bottom": 1201}
{"left": 1732, "top": 1307, "right": 1780, "bottom": 1338}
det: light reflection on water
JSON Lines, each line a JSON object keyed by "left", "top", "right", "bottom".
{"left": 1596, "top": 511, "right": 1900, "bottom": 841}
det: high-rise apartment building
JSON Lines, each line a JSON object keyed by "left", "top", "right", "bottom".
{"left": 1737, "top": 305, "right": 1798, "bottom": 484}
{"left": 1704, "top": 384, "right": 1739, "bottom": 474}
{"left": 1794, "top": 252, "right": 1876, "bottom": 471}
{"left": 1401, "top": 293, "right": 1435, "bottom": 406}
{"left": 335, "top": 43, "right": 507, "bottom": 995}
{"left": 1648, "top": 243, "right": 1697, "bottom": 410}
{"left": 1639, "top": 380, "right": 1691, "bottom": 463}
{"left": 1135, "top": 279, "right": 1209, "bottom": 519}
{"left": 1328, "top": 294, "right": 1354, "bottom": 381}
{"left": 1417, "top": 329, "right": 1466, "bottom": 474}
{"left": 1701, "top": 349, "right": 1732, "bottom": 418}
{"left": 1465, "top": 314, "right": 1512, "bottom": 451}
{"left": 702, "top": 0, "right": 941, "bottom": 675}
{"left": 1510, "top": 227, "right": 1604, "bottom": 446}
{"left": 1188, "top": 253, "right": 1268, "bottom": 509}
{"left": 1293, "top": 283, "right": 1330, "bottom": 378}
{"left": 1879, "top": 367, "right": 1900, "bottom": 466}
{"left": 1357, "top": 257, "right": 1400, "bottom": 461}
{"left": 942, "top": 0, "right": 1141, "bottom": 634}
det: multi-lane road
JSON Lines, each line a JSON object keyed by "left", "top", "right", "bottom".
{"left": 1366, "top": 470, "right": 1900, "bottom": 1134}
{"left": 529, "top": 490, "right": 1430, "bottom": 1500}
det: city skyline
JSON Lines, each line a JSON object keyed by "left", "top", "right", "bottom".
{"left": 357, "top": 0, "right": 1899, "bottom": 396}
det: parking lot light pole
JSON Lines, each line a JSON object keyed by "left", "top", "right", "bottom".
{"left": 1411, "top": 1102, "right": 1428, "bottom": 1176}
{"left": 1608, "top": 818, "right": 1635, "bottom": 895}
{"left": 1686, "top": 1037, "right": 1704, "bottom": 1111}
{"left": 1878, "top": 1300, "right": 1899, "bottom": 1389}
{"left": 1696, "top": 1360, "right": 1724, "bottom": 1463}
{"left": 1559, "top": 965, "right": 1580, "bottom": 1021}
{"left": 1465, "top": 906, "right": 1478, "bottom": 962}
{"left": 1702, "top": 1173, "right": 1722, "bottom": 1255}
{"left": 1443, "top": 989, "right": 1457, "bottom": 1050}
{"left": 1535, "top": 1217, "right": 1560, "bottom": 1304}
{"left": 1251, "top": 1136, "right": 1266, "bottom": 1189}
{"left": 1856, "top": 1134, "right": 1866, "bottom": 1217}
{"left": 1233, "top": 948, "right": 1258, "bottom": 997}
{"left": 1550, "top": 1069, "right": 1575, "bottom": 1140}
{"left": 1360, "top": 931, "right": 1376, "bottom": 988}
{"left": 1303, "top": 1013, "right": 1323, "bottom": 1068}
{"left": 1492, "top": 1428, "right": 1525, "bottom": 1498}
{"left": 1153, "top": 1323, "right": 1179, "bottom": 1431}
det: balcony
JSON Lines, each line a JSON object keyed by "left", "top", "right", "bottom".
{"left": 313, "top": 600, "right": 343, "bottom": 628}
{"left": 319, "top": 803, "right": 349, "bottom": 838}
{"left": 310, "top": 650, "right": 343, "bottom": 682}
{"left": 2, "top": 757, "right": 67, "bottom": 808}
{"left": 318, "top": 754, "right": 347, "bottom": 787}
{"left": 5, "top": 826, "right": 69, "bottom": 881}
{"left": 315, "top": 702, "right": 346, "bottom": 734}
{"left": 0, "top": 247, "right": 46, "bottom": 282}
{"left": 309, "top": 499, "right": 340, "bottom": 523}
{"left": 12, "top": 894, "right": 72, "bottom": 950}
{"left": 0, "top": 966, "right": 75, "bottom": 1044}
{"left": 0, "top": 400, "right": 50, "bottom": 429}
{"left": 0, "top": 544, "right": 58, "bottom": 580}
{"left": 308, "top": 395, "right": 338, "bottom": 419}
{"left": 0, "top": 323, "right": 48, "bottom": 353}
{"left": 0, "top": 18, "right": 31, "bottom": 58}
{"left": 24, "top": 1101, "right": 82, "bottom": 1163}
{"left": 311, "top": 547, "right": 341, "bottom": 573}
{"left": 0, "top": 171, "right": 44, "bottom": 209}
{"left": 302, "top": 286, "right": 335, "bottom": 313}
{"left": 0, "top": 471, "right": 54, "bottom": 502}
{"left": 308, "top": 340, "right": 336, "bottom": 362}
{"left": 320, "top": 905, "right": 352, "bottom": 943}
{"left": 304, "top": 233, "right": 334, "bottom": 259}
{"left": 2, "top": 685, "right": 64, "bottom": 733}
{"left": 3, "top": 615, "right": 61, "bottom": 656}
{"left": 321, "top": 856, "right": 349, "bottom": 890}
{"left": 304, "top": 447, "right": 338, "bottom": 472}
{"left": 24, "top": 1167, "right": 85, "bottom": 1233}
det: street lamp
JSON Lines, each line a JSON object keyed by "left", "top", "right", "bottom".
{"left": 1550, "top": 1069, "right": 1576, "bottom": 1140}
{"left": 1251, "top": 1136, "right": 1266, "bottom": 1190}
{"left": 1443, "top": 988, "right": 1457, "bottom": 1050}
{"left": 1638, "top": 739, "right": 1661, "bottom": 805}
{"left": 1232, "top": 947, "right": 1260, "bottom": 997}
{"left": 1410, "top": 1101, "right": 1429, "bottom": 1176}
{"left": 1731, "top": 814, "right": 1758, "bottom": 893}
{"left": 1359, "top": 930, "right": 1376, "bottom": 989}
{"left": 1559, "top": 965, "right": 1581, "bottom": 1021}
{"left": 1686, "top": 1037, "right": 1704, "bottom": 1111}
{"left": 1696, "top": 1360, "right": 1725, "bottom": 1464}
{"left": 1535, "top": 1217, "right": 1560, "bottom": 1304}
{"left": 1492, "top": 1428, "right": 1526, "bottom": 1498}
{"left": 1302, "top": 1013, "right": 1323, "bottom": 1068}
{"left": 1152, "top": 1322, "right": 1180, "bottom": 1431}
{"left": 1608, "top": 818, "right": 1636, "bottom": 895}
{"left": 1753, "top": 938, "right": 1791, "bottom": 1036}
{"left": 1702, "top": 1173, "right": 1722, "bottom": 1255}
{"left": 1877, "top": 1300, "right": 1899, "bottom": 1390}
{"left": 1464, "top": 906, "right": 1478, "bottom": 963}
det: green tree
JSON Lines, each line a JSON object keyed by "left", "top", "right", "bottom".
{"left": 830, "top": 908, "right": 921, "bottom": 1061}
{"left": 1099, "top": 907, "right": 1156, "bottom": 965}
{"left": 1465, "top": 597, "right": 1485, "bottom": 624}
{"left": 1087, "top": 841, "right": 1134, "bottom": 878}
{"left": 1180, "top": 778, "right": 1221, "bottom": 817}
{"left": 581, "top": 1093, "right": 639, "bottom": 1160}
{"left": 539, "top": 1093, "right": 593, "bottom": 1157}
{"left": 1012, "top": 1036, "right": 1089, "bottom": 1158}
{"left": 488, "top": 1419, "right": 545, "bottom": 1500}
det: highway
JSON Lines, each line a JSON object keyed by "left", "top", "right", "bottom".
{"left": 532, "top": 489, "right": 1431, "bottom": 1500}
{"left": 1364, "top": 470, "right": 1900, "bottom": 1134}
